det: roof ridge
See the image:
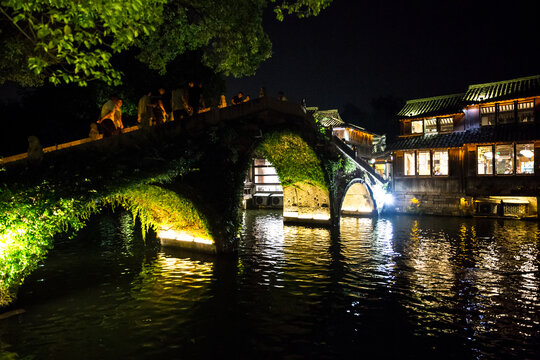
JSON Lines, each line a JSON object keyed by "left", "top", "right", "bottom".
{"left": 468, "top": 75, "right": 540, "bottom": 89}
{"left": 405, "top": 93, "right": 464, "bottom": 104}
{"left": 314, "top": 109, "right": 339, "bottom": 113}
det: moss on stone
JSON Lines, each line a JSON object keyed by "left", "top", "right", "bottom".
{"left": 258, "top": 132, "right": 328, "bottom": 191}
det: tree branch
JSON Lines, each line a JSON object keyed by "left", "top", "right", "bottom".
{"left": 0, "top": 7, "right": 36, "bottom": 44}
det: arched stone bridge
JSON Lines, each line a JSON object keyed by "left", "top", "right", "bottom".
{"left": 0, "top": 97, "right": 388, "bottom": 305}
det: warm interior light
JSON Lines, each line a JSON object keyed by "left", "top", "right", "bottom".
{"left": 520, "top": 149, "right": 534, "bottom": 158}
{"left": 283, "top": 211, "right": 298, "bottom": 218}
{"left": 313, "top": 214, "right": 331, "bottom": 220}
{"left": 484, "top": 152, "right": 493, "bottom": 159}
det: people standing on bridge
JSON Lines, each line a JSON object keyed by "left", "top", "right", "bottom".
{"left": 218, "top": 94, "right": 227, "bottom": 108}
{"left": 187, "top": 81, "right": 201, "bottom": 115}
{"left": 259, "top": 87, "right": 266, "bottom": 98}
{"left": 153, "top": 88, "right": 170, "bottom": 124}
{"left": 153, "top": 98, "right": 166, "bottom": 125}
{"left": 137, "top": 92, "right": 153, "bottom": 128}
{"left": 171, "top": 87, "right": 189, "bottom": 129}
{"left": 198, "top": 82, "right": 206, "bottom": 110}
{"left": 98, "top": 96, "right": 123, "bottom": 137}
{"left": 300, "top": 98, "right": 307, "bottom": 113}
{"left": 231, "top": 91, "right": 246, "bottom": 105}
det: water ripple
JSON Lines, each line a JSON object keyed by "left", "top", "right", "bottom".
{"left": 1, "top": 211, "right": 539, "bottom": 358}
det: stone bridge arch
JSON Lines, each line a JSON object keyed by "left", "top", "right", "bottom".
{"left": 106, "top": 184, "right": 213, "bottom": 247}
{"left": 0, "top": 182, "right": 213, "bottom": 306}
{"left": 0, "top": 97, "right": 390, "bottom": 306}
{"left": 252, "top": 131, "right": 331, "bottom": 225}
{"left": 330, "top": 138, "right": 389, "bottom": 221}
{"left": 340, "top": 179, "right": 377, "bottom": 216}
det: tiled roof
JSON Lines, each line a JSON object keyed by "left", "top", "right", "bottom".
{"left": 312, "top": 109, "right": 345, "bottom": 127}
{"left": 463, "top": 75, "right": 540, "bottom": 103}
{"left": 462, "top": 122, "right": 540, "bottom": 144}
{"left": 306, "top": 107, "right": 319, "bottom": 116}
{"left": 397, "top": 93, "right": 464, "bottom": 119}
{"left": 387, "top": 123, "right": 540, "bottom": 151}
{"left": 387, "top": 132, "right": 466, "bottom": 151}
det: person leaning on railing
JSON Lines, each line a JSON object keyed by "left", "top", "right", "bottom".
{"left": 98, "top": 96, "right": 124, "bottom": 137}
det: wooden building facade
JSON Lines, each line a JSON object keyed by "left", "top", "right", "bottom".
{"left": 310, "top": 108, "right": 382, "bottom": 161}
{"left": 387, "top": 75, "right": 540, "bottom": 219}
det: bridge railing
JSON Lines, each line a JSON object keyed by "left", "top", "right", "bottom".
{"left": 0, "top": 125, "right": 140, "bottom": 166}
{"left": 331, "top": 135, "right": 386, "bottom": 185}
{"left": 0, "top": 97, "right": 310, "bottom": 167}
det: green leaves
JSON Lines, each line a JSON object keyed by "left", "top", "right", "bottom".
{"left": 259, "top": 132, "right": 328, "bottom": 190}
{"left": 271, "top": 0, "right": 332, "bottom": 21}
{"left": 1, "top": 0, "right": 167, "bottom": 86}
{"left": 0, "top": 183, "right": 92, "bottom": 306}
{"left": 0, "top": 147, "right": 203, "bottom": 307}
{"left": 0, "top": 0, "right": 332, "bottom": 86}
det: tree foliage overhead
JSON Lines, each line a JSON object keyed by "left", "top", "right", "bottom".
{"left": 0, "top": 0, "right": 331, "bottom": 87}
{"left": 0, "top": 0, "right": 167, "bottom": 86}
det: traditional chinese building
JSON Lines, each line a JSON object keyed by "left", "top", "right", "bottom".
{"left": 310, "top": 108, "right": 382, "bottom": 161}
{"left": 387, "top": 75, "right": 540, "bottom": 219}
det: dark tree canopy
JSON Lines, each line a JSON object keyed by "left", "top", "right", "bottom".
{"left": 0, "top": 0, "right": 332, "bottom": 87}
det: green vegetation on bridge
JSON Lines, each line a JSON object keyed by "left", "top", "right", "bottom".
{"left": 0, "top": 150, "right": 209, "bottom": 306}
{"left": 0, "top": 99, "right": 362, "bottom": 307}
{"left": 259, "top": 132, "right": 328, "bottom": 191}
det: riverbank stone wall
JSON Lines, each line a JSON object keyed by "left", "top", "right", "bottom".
{"left": 389, "top": 193, "right": 475, "bottom": 217}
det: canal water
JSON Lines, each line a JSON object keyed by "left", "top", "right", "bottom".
{"left": 1, "top": 210, "right": 539, "bottom": 359}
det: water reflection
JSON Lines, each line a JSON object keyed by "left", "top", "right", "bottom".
{"left": 384, "top": 217, "right": 540, "bottom": 357}
{"left": 1, "top": 212, "right": 539, "bottom": 359}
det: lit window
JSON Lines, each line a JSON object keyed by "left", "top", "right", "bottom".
{"left": 254, "top": 158, "right": 270, "bottom": 166}
{"left": 498, "top": 103, "right": 515, "bottom": 124}
{"left": 424, "top": 118, "right": 437, "bottom": 133}
{"left": 495, "top": 144, "right": 514, "bottom": 175}
{"left": 404, "top": 151, "right": 415, "bottom": 176}
{"left": 516, "top": 143, "right": 534, "bottom": 174}
{"left": 417, "top": 151, "right": 431, "bottom": 175}
{"left": 253, "top": 158, "right": 282, "bottom": 187}
{"left": 477, "top": 146, "right": 493, "bottom": 175}
{"left": 411, "top": 121, "right": 423, "bottom": 134}
{"left": 433, "top": 150, "right": 448, "bottom": 176}
{"left": 254, "top": 167, "right": 277, "bottom": 175}
{"left": 374, "top": 163, "right": 387, "bottom": 179}
{"left": 255, "top": 175, "right": 280, "bottom": 184}
{"left": 480, "top": 106, "right": 495, "bottom": 126}
{"left": 518, "top": 102, "right": 534, "bottom": 123}
{"left": 439, "top": 117, "right": 453, "bottom": 133}
{"left": 255, "top": 185, "right": 283, "bottom": 192}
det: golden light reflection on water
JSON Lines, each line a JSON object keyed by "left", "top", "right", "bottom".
{"left": 129, "top": 253, "right": 214, "bottom": 300}
{"left": 385, "top": 217, "right": 540, "bottom": 343}
{"left": 2, "top": 211, "right": 540, "bottom": 359}
{"left": 283, "top": 226, "right": 331, "bottom": 249}
{"left": 403, "top": 220, "right": 455, "bottom": 311}
{"left": 339, "top": 217, "right": 394, "bottom": 262}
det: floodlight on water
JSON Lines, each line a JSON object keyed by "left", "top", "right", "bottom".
{"left": 158, "top": 228, "right": 214, "bottom": 245}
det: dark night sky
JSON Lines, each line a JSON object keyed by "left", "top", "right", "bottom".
{"left": 227, "top": 0, "right": 539, "bottom": 119}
